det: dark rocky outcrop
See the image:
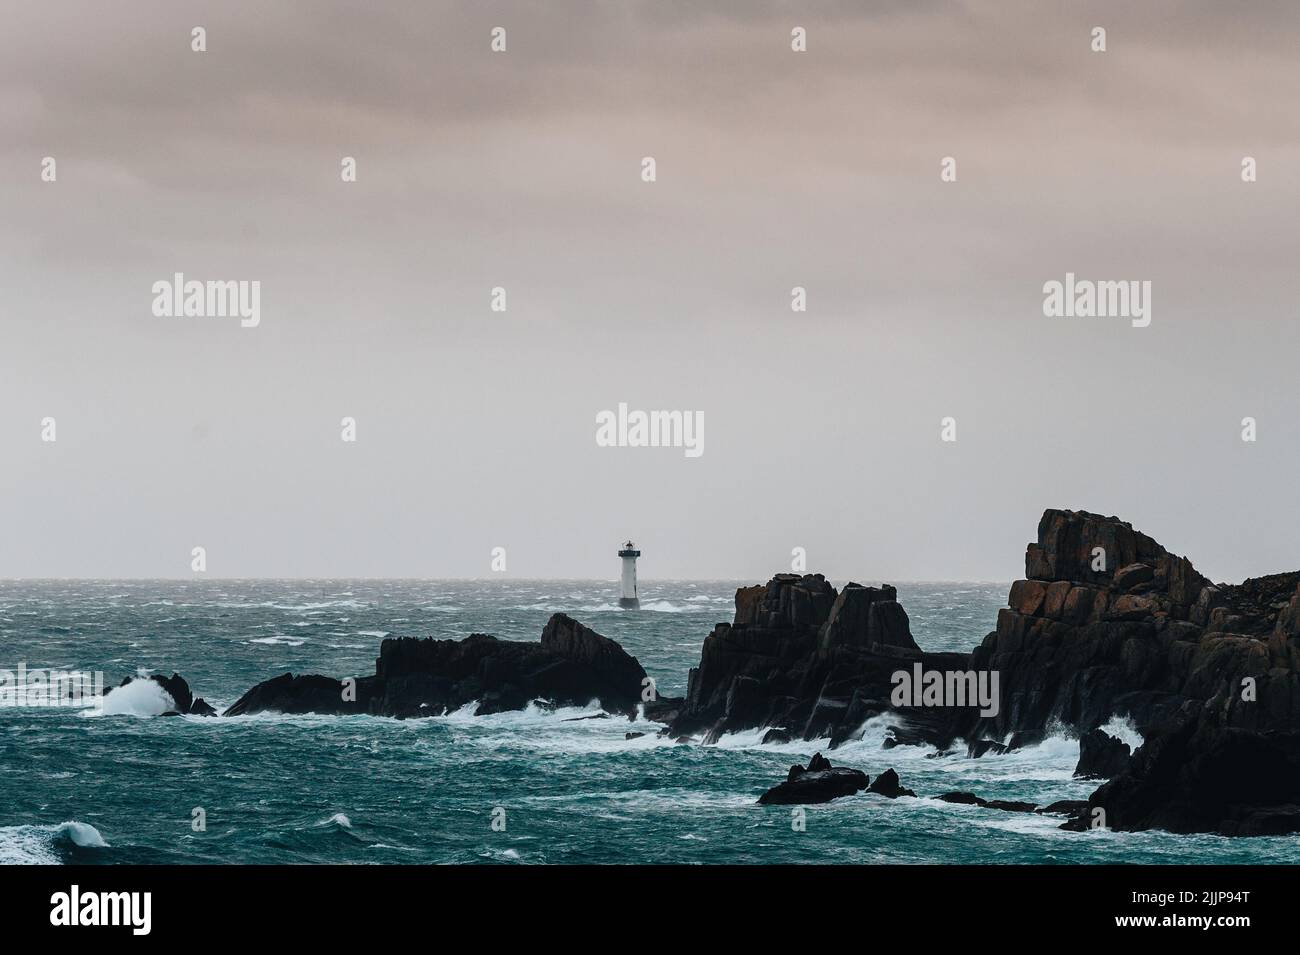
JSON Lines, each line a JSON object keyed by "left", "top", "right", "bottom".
{"left": 757, "top": 752, "right": 869, "bottom": 805}
{"left": 962, "top": 508, "right": 1300, "bottom": 835}
{"left": 967, "top": 739, "right": 1011, "bottom": 758}
{"left": 986, "top": 799, "right": 1037, "bottom": 813}
{"left": 866, "top": 768, "right": 915, "bottom": 798}
{"left": 104, "top": 673, "right": 215, "bottom": 716}
{"left": 1039, "top": 799, "right": 1090, "bottom": 816}
{"left": 1073, "top": 703, "right": 1300, "bottom": 835}
{"left": 669, "top": 511, "right": 1297, "bottom": 757}
{"left": 967, "top": 509, "right": 1300, "bottom": 746}
{"left": 667, "top": 574, "right": 976, "bottom": 747}
{"left": 224, "top": 613, "right": 680, "bottom": 719}
{"left": 223, "top": 673, "right": 370, "bottom": 717}
{"left": 684, "top": 508, "right": 1300, "bottom": 835}
{"left": 936, "top": 791, "right": 1038, "bottom": 813}
{"left": 937, "top": 791, "right": 987, "bottom": 806}
{"left": 1074, "top": 729, "right": 1131, "bottom": 779}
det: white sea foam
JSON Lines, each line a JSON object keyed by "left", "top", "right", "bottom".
{"left": 1100, "top": 714, "right": 1144, "bottom": 750}
{"left": 0, "top": 821, "right": 107, "bottom": 865}
{"left": 510, "top": 600, "right": 698, "bottom": 614}
{"left": 215, "top": 599, "right": 368, "bottom": 611}
{"left": 248, "top": 636, "right": 307, "bottom": 646}
{"left": 95, "top": 677, "right": 175, "bottom": 717}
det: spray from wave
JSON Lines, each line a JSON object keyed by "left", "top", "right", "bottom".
{"left": 0, "top": 821, "right": 108, "bottom": 865}
{"left": 1100, "top": 714, "right": 1144, "bottom": 750}
{"left": 510, "top": 600, "right": 698, "bottom": 614}
{"left": 95, "top": 677, "right": 175, "bottom": 717}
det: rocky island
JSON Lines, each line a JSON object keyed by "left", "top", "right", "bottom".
{"left": 686, "top": 509, "right": 1300, "bottom": 835}
{"left": 223, "top": 611, "right": 682, "bottom": 722}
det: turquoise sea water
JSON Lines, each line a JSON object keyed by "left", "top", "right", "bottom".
{"left": 2, "top": 579, "right": 1296, "bottom": 865}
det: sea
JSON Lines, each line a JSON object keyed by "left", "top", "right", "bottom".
{"left": 2, "top": 579, "right": 1295, "bottom": 865}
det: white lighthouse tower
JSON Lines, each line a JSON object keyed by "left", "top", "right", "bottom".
{"left": 618, "top": 540, "right": 641, "bottom": 609}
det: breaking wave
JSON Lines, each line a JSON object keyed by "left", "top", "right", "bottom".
{"left": 0, "top": 821, "right": 108, "bottom": 865}
{"left": 95, "top": 677, "right": 175, "bottom": 717}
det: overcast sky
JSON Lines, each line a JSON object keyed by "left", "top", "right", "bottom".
{"left": 1, "top": 1, "right": 1297, "bottom": 582}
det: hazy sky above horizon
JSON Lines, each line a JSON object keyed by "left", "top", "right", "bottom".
{"left": 2, "top": 1, "right": 1297, "bottom": 583}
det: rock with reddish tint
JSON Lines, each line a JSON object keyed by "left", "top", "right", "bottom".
{"left": 668, "top": 573, "right": 975, "bottom": 747}
{"left": 1114, "top": 562, "right": 1155, "bottom": 591}
{"left": 969, "top": 510, "right": 1213, "bottom": 743}
{"left": 964, "top": 510, "right": 1300, "bottom": 836}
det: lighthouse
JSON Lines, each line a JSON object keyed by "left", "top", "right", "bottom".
{"left": 618, "top": 540, "right": 641, "bottom": 609}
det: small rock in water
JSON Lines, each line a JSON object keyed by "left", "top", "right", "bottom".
{"left": 938, "top": 791, "right": 987, "bottom": 807}
{"left": 758, "top": 752, "right": 869, "bottom": 805}
{"left": 938, "top": 791, "right": 1036, "bottom": 813}
{"left": 985, "top": 799, "right": 1038, "bottom": 813}
{"left": 867, "top": 768, "right": 915, "bottom": 798}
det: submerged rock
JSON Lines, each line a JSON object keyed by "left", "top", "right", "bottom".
{"left": 757, "top": 752, "right": 869, "bottom": 805}
{"left": 985, "top": 799, "right": 1037, "bottom": 813}
{"left": 224, "top": 613, "right": 679, "bottom": 720}
{"left": 937, "top": 791, "right": 1036, "bottom": 813}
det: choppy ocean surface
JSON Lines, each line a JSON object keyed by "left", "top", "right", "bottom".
{"left": 2, "top": 579, "right": 1296, "bottom": 865}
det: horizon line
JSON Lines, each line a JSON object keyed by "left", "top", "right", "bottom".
{"left": 0, "top": 576, "right": 1015, "bottom": 585}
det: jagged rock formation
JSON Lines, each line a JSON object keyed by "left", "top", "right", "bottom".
{"left": 224, "top": 613, "right": 677, "bottom": 719}
{"left": 667, "top": 574, "right": 975, "bottom": 746}
{"left": 970, "top": 509, "right": 1300, "bottom": 834}
{"left": 1073, "top": 729, "right": 1130, "bottom": 779}
{"left": 866, "top": 768, "right": 915, "bottom": 798}
{"left": 679, "top": 508, "right": 1300, "bottom": 835}
{"left": 756, "top": 752, "right": 869, "bottom": 805}
{"left": 968, "top": 509, "right": 1300, "bottom": 746}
